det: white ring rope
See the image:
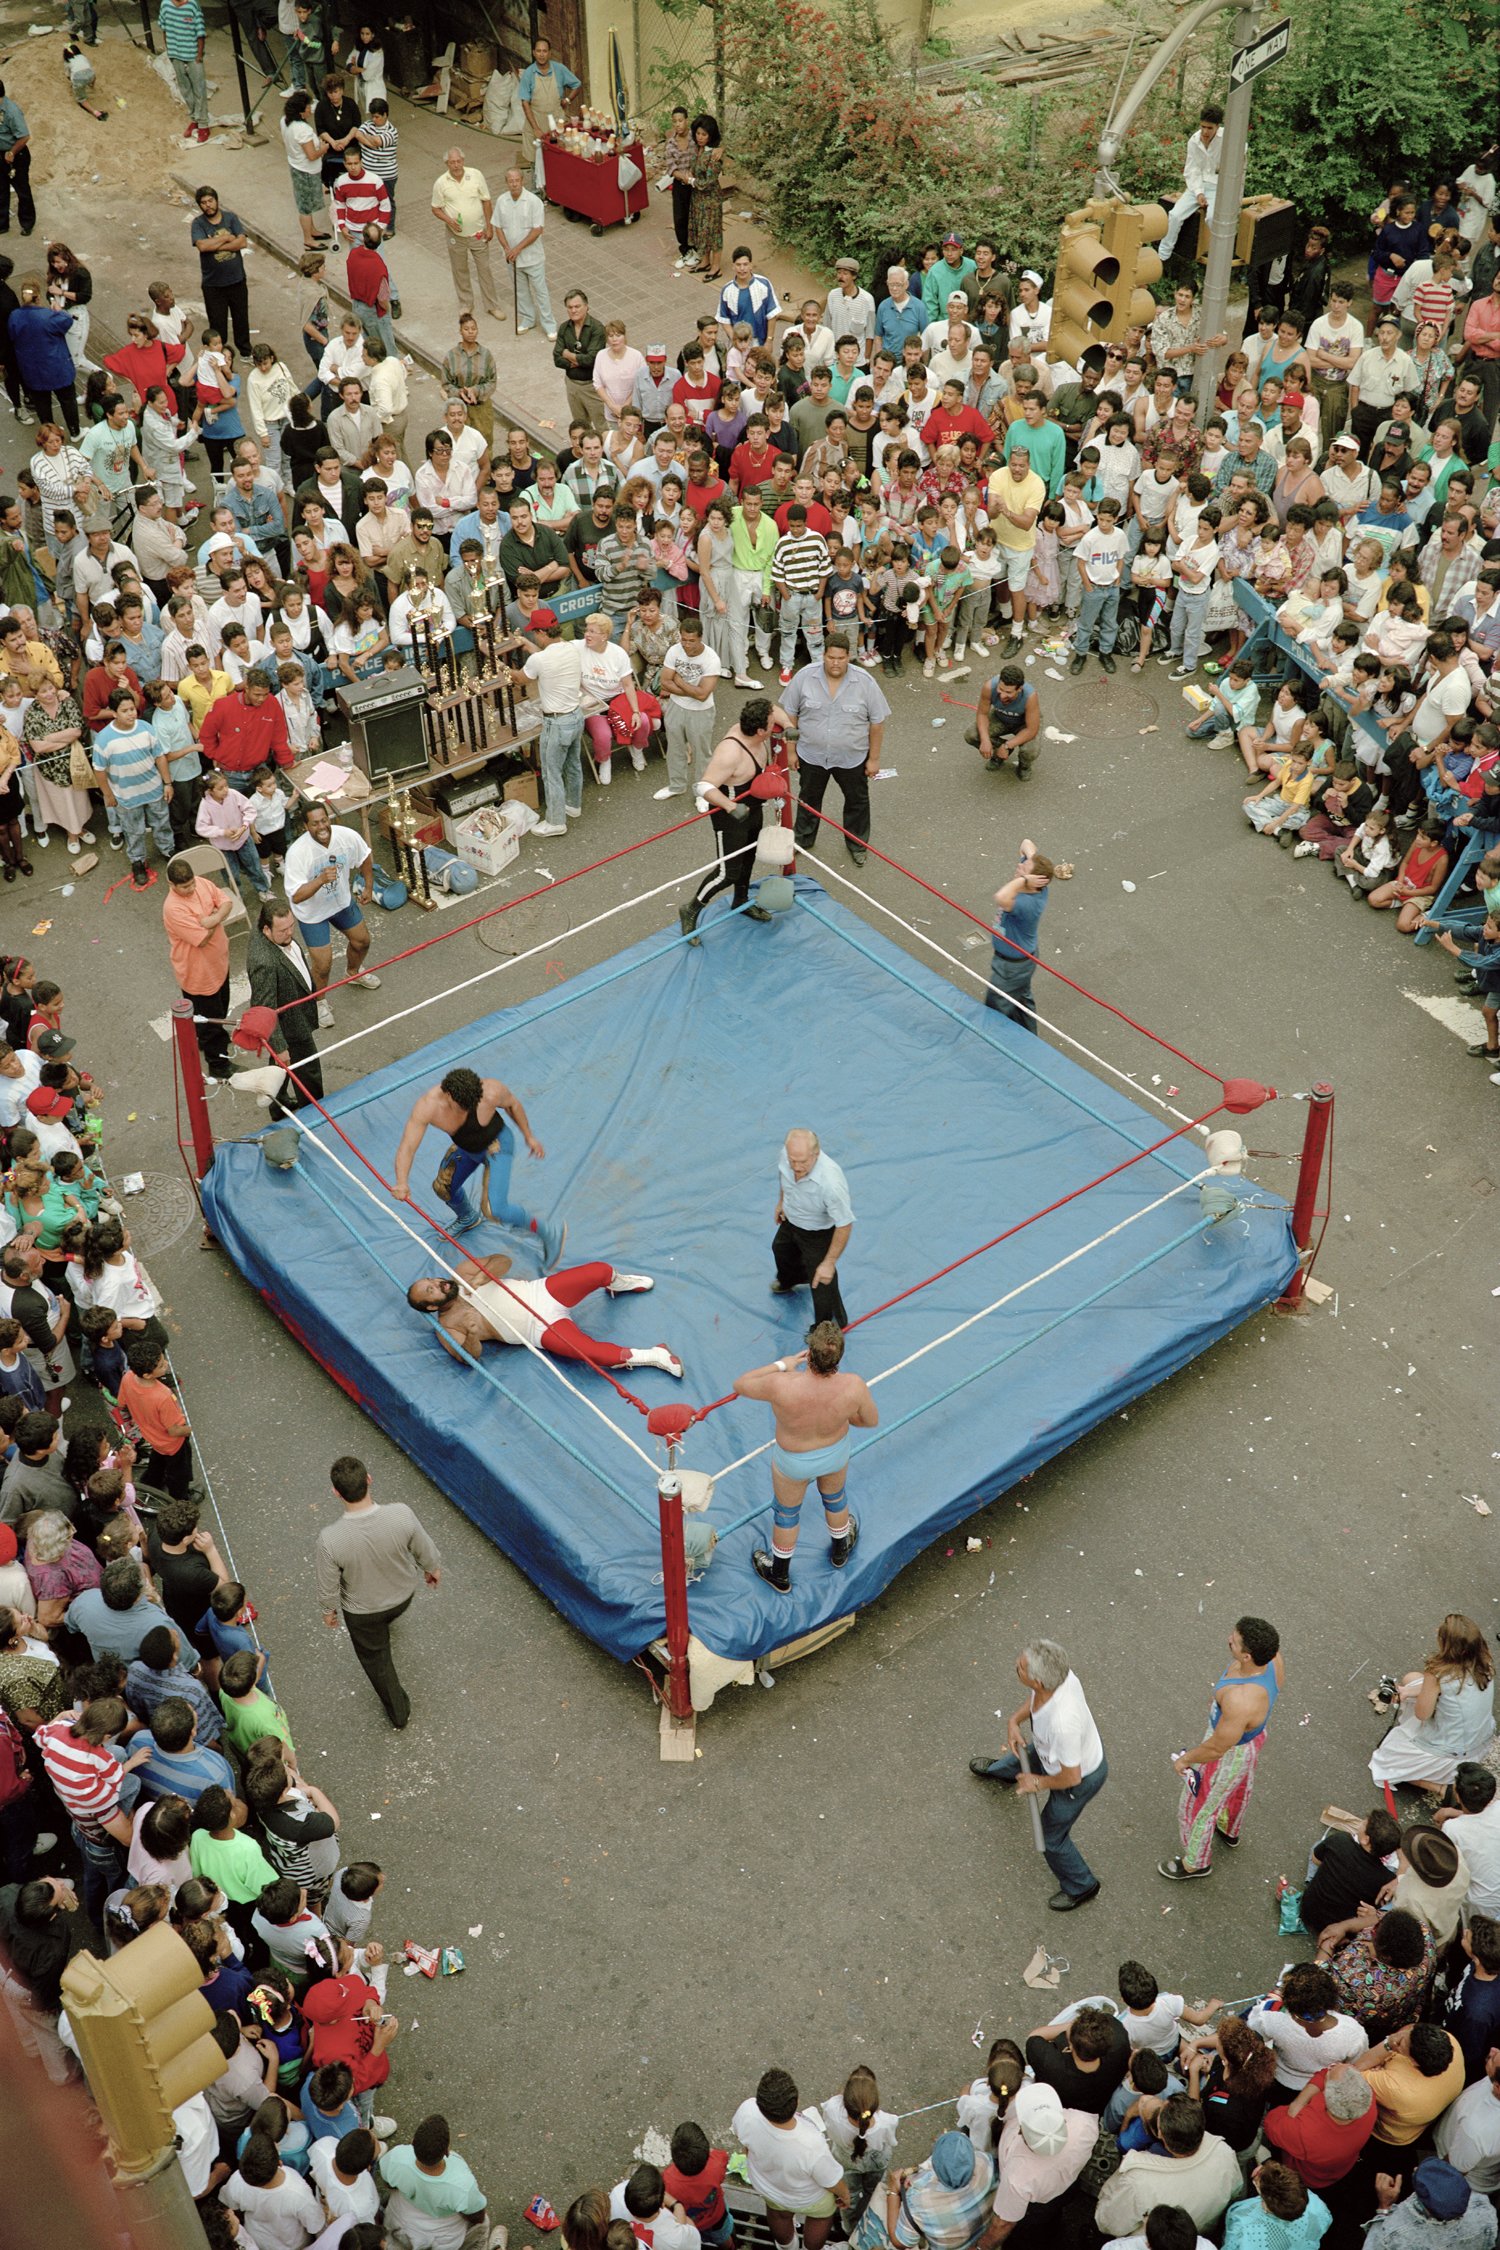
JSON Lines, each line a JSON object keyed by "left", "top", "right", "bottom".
{"left": 292, "top": 1119, "right": 662, "bottom": 1475}
{"left": 706, "top": 1166, "right": 1214, "bottom": 1485}
{"left": 313, "top": 856, "right": 724, "bottom": 1064}
{"left": 805, "top": 855, "right": 1207, "bottom": 1133}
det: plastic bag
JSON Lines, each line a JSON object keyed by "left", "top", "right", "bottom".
{"left": 617, "top": 152, "right": 643, "bottom": 196}
{"left": 483, "top": 68, "right": 523, "bottom": 138}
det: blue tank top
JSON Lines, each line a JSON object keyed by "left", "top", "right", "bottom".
{"left": 1210, "top": 1659, "right": 1279, "bottom": 1744}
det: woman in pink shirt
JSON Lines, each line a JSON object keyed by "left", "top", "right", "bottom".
{"left": 195, "top": 769, "right": 271, "bottom": 899}
{"left": 592, "top": 321, "right": 646, "bottom": 427}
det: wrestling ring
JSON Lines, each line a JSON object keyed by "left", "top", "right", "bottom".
{"left": 168, "top": 772, "right": 1333, "bottom": 1753}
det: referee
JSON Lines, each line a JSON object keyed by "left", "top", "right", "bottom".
{"left": 771, "top": 1128, "right": 853, "bottom": 1327}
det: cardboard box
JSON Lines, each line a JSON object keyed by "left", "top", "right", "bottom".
{"left": 503, "top": 773, "right": 539, "bottom": 811}
{"left": 453, "top": 811, "right": 519, "bottom": 878}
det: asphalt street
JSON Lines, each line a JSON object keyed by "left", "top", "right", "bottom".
{"left": 9, "top": 628, "right": 1494, "bottom": 2207}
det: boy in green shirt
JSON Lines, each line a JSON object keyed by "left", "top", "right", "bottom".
{"left": 218, "top": 1646, "right": 296, "bottom": 1761}
{"left": 923, "top": 544, "right": 973, "bottom": 681}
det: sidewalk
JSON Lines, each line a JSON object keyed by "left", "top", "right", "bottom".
{"left": 177, "top": 30, "right": 822, "bottom": 450}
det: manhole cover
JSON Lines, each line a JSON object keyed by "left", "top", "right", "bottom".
{"left": 118, "top": 1172, "right": 199, "bottom": 1255}
{"left": 475, "top": 919, "right": 520, "bottom": 957}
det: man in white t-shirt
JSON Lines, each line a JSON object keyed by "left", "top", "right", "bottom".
{"left": 970, "top": 1637, "right": 1107, "bottom": 1912}
{"left": 1439, "top": 1765, "right": 1500, "bottom": 1918}
{"left": 281, "top": 801, "right": 379, "bottom": 993}
{"left": 1306, "top": 285, "right": 1365, "bottom": 440}
{"left": 732, "top": 2068, "right": 848, "bottom": 2250}
{"left": 513, "top": 608, "right": 584, "bottom": 837}
{"left": 657, "top": 613, "right": 722, "bottom": 801}
{"left": 1391, "top": 631, "right": 1473, "bottom": 831}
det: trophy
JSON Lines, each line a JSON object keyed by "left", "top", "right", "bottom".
{"left": 391, "top": 786, "right": 435, "bottom": 909}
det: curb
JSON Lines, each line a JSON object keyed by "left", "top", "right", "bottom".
{"left": 170, "top": 167, "right": 556, "bottom": 458}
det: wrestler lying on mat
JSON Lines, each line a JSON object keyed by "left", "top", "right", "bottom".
{"left": 407, "top": 1254, "right": 683, "bottom": 1377}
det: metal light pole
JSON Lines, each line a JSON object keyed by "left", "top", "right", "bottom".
{"left": 1193, "top": 0, "right": 1260, "bottom": 413}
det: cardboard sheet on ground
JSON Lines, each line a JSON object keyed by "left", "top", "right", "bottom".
{"left": 204, "top": 879, "right": 1296, "bottom": 1666}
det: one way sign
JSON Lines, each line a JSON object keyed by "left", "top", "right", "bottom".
{"left": 1230, "top": 18, "right": 1291, "bottom": 85}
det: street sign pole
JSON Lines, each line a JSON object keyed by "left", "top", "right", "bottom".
{"left": 1194, "top": 0, "right": 1261, "bottom": 416}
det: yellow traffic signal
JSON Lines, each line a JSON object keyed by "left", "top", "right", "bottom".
{"left": 1049, "top": 201, "right": 1117, "bottom": 365}
{"left": 61, "top": 1925, "right": 222, "bottom": 2176}
{"left": 1099, "top": 203, "right": 1168, "bottom": 334}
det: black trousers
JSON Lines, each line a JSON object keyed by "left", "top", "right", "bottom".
{"left": 168, "top": 773, "right": 202, "bottom": 850}
{"left": 691, "top": 802, "right": 758, "bottom": 914}
{"left": 204, "top": 277, "right": 252, "bottom": 357}
{"left": 794, "top": 758, "right": 870, "bottom": 852}
{"left": 343, "top": 1595, "right": 413, "bottom": 1726}
{"left": 0, "top": 147, "right": 35, "bottom": 233}
{"left": 671, "top": 179, "right": 692, "bottom": 255}
{"left": 773, "top": 1220, "right": 848, "bottom": 1328}
{"left": 25, "top": 386, "right": 79, "bottom": 437}
{"left": 1382, "top": 729, "right": 1422, "bottom": 817}
{"left": 183, "top": 974, "right": 230, "bottom": 1067}
{"left": 146, "top": 1441, "right": 194, "bottom": 1498}
{"left": 273, "top": 1021, "right": 324, "bottom": 1118}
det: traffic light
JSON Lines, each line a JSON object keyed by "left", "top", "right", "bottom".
{"left": 1050, "top": 200, "right": 1120, "bottom": 366}
{"left": 1194, "top": 192, "right": 1297, "bottom": 269}
{"left": 1099, "top": 202, "right": 1168, "bottom": 334}
{"left": 62, "top": 1925, "right": 222, "bottom": 2175}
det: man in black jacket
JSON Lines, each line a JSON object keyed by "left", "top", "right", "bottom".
{"left": 552, "top": 289, "right": 607, "bottom": 435}
{"left": 246, "top": 901, "right": 323, "bottom": 1118}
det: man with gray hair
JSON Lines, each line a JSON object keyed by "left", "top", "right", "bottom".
{"left": 772, "top": 1128, "right": 854, "bottom": 1328}
{"left": 1262, "top": 2058, "right": 1375, "bottom": 2187}
{"left": 970, "top": 1638, "right": 1107, "bottom": 1911}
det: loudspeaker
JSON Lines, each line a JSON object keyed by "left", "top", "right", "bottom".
{"left": 335, "top": 668, "right": 430, "bottom": 784}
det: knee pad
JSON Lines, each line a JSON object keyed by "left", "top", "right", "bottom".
{"left": 819, "top": 1481, "right": 847, "bottom": 1514}
{"left": 772, "top": 1497, "right": 803, "bottom": 1531}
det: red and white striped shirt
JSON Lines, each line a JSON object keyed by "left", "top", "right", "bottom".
{"left": 36, "top": 1716, "right": 122, "bottom": 1834}
{"left": 331, "top": 173, "right": 392, "bottom": 242}
{"left": 1410, "top": 277, "right": 1456, "bottom": 336}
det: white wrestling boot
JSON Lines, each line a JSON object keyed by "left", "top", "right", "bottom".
{"left": 627, "top": 1344, "right": 682, "bottom": 1376}
{"left": 606, "top": 1272, "right": 654, "bottom": 1294}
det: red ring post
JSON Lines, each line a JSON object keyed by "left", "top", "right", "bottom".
{"left": 657, "top": 1469, "right": 693, "bottom": 1723}
{"left": 172, "top": 999, "right": 216, "bottom": 1182}
{"left": 1279, "top": 1083, "right": 1334, "bottom": 1307}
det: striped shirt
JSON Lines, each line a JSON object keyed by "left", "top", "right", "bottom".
{"left": 771, "top": 530, "right": 831, "bottom": 595}
{"left": 157, "top": 0, "right": 205, "bottom": 55}
{"left": 93, "top": 721, "right": 164, "bottom": 807}
{"left": 37, "top": 1716, "right": 122, "bottom": 1835}
{"left": 332, "top": 173, "right": 392, "bottom": 239}
{"left": 1410, "top": 278, "right": 1456, "bottom": 335}
{"left": 360, "top": 120, "right": 398, "bottom": 179}
{"left": 592, "top": 534, "right": 650, "bottom": 620}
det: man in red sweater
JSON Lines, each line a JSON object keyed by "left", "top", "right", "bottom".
{"left": 346, "top": 223, "right": 395, "bottom": 353}
{"left": 199, "top": 673, "right": 294, "bottom": 774}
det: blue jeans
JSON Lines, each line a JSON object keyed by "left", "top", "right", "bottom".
{"left": 778, "top": 590, "right": 824, "bottom": 670}
{"left": 539, "top": 711, "right": 583, "bottom": 826}
{"left": 73, "top": 1822, "right": 125, "bottom": 1928}
{"left": 118, "top": 795, "right": 175, "bottom": 864}
{"left": 1169, "top": 587, "right": 1211, "bottom": 673}
{"left": 985, "top": 1745, "right": 1108, "bottom": 1894}
{"left": 1074, "top": 583, "right": 1119, "bottom": 654}
{"left": 984, "top": 950, "right": 1036, "bottom": 1033}
{"left": 447, "top": 1127, "right": 534, "bottom": 1231}
{"left": 355, "top": 301, "right": 398, "bottom": 358}
{"left": 221, "top": 836, "right": 271, "bottom": 895}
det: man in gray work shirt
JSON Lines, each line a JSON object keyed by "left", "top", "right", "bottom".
{"left": 772, "top": 1127, "right": 854, "bottom": 1328}
{"left": 314, "top": 1455, "right": 441, "bottom": 1730}
{"left": 770, "top": 634, "right": 889, "bottom": 866}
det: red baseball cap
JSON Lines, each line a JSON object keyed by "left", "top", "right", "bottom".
{"left": 528, "top": 608, "right": 559, "bottom": 631}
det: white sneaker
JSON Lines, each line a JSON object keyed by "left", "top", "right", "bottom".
{"left": 922, "top": 658, "right": 935, "bottom": 677}
{"left": 952, "top": 642, "right": 967, "bottom": 662}
{"left": 607, "top": 1271, "right": 653, "bottom": 1294}
{"left": 597, "top": 761, "right": 612, "bottom": 785}
{"left": 1292, "top": 840, "right": 1318, "bottom": 858}
{"left": 534, "top": 820, "right": 567, "bottom": 836}
{"left": 33, "top": 829, "right": 48, "bottom": 846}
{"left": 317, "top": 1001, "right": 335, "bottom": 1027}
{"left": 82, "top": 829, "right": 96, "bottom": 844}
{"left": 629, "top": 745, "right": 646, "bottom": 771}
{"left": 1207, "top": 731, "right": 1234, "bottom": 750}
{"left": 32, "top": 1831, "right": 58, "bottom": 1854}
{"left": 372, "top": 2115, "right": 398, "bottom": 2139}
{"left": 564, "top": 804, "right": 583, "bottom": 819}
{"left": 732, "top": 673, "right": 760, "bottom": 688}
{"left": 355, "top": 972, "right": 382, "bottom": 990}
{"left": 653, "top": 786, "right": 685, "bottom": 800}
{"left": 629, "top": 1343, "right": 683, "bottom": 1376}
